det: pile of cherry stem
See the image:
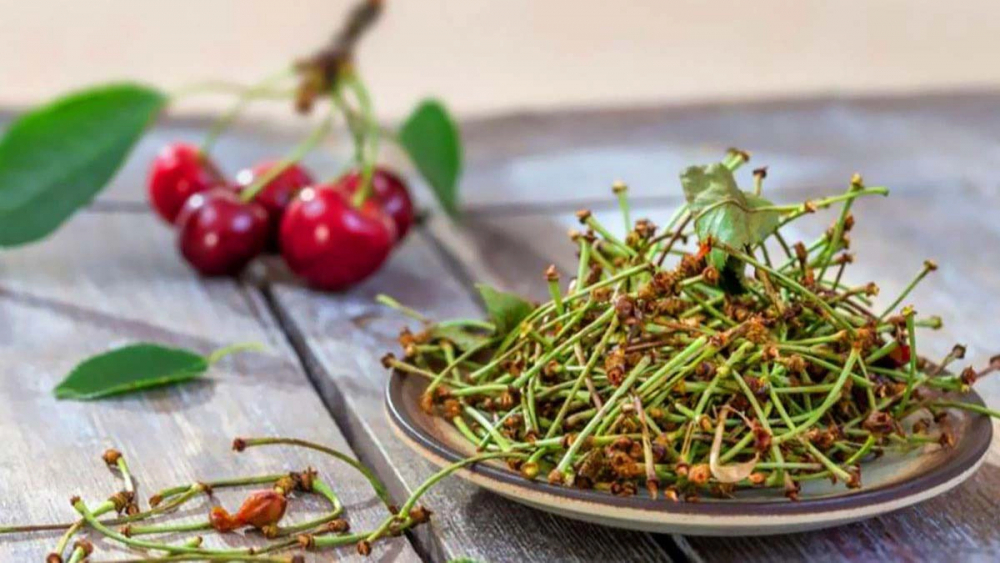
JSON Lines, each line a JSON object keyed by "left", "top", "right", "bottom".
{"left": 0, "top": 437, "right": 485, "bottom": 562}
{"left": 387, "top": 154, "right": 1000, "bottom": 502}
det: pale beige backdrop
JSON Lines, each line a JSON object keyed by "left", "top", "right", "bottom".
{"left": 1, "top": 0, "right": 999, "bottom": 120}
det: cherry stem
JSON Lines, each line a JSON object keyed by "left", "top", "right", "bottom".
{"left": 112, "top": 556, "right": 295, "bottom": 563}
{"left": 235, "top": 437, "right": 395, "bottom": 514}
{"left": 200, "top": 67, "right": 296, "bottom": 155}
{"left": 375, "top": 294, "right": 430, "bottom": 323}
{"left": 72, "top": 498, "right": 241, "bottom": 556}
{"left": 362, "top": 451, "right": 527, "bottom": 546}
{"left": 239, "top": 113, "right": 334, "bottom": 203}
{"left": 207, "top": 342, "right": 266, "bottom": 365}
{"left": 343, "top": 73, "right": 380, "bottom": 209}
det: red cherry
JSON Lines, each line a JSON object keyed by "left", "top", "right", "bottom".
{"left": 237, "top": 162, "right": 314, "bottom": 249}
{"left": 148, "top": 143, "right": 220, "bottom": 223}
{"left": 279, "top": 185, "right": 396, "bottom": 291}
{"left": 176, "top": 188, "right": 269, "bottom": 276}
{"left": 338, "top": 167, "right": 414, "bottom": 240}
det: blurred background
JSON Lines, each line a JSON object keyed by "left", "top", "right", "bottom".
{"left": 2, "top": 0, "right": 999, "bottom": 121}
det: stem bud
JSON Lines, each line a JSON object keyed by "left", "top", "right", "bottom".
{"left": 102, "top": 448, "right": 122, "bottom": 466}
{"left": 327, "top": 518, "right": 350, "bottom": 533}
{"left": 232, "top": 437, "right": 247, "bottom": 452}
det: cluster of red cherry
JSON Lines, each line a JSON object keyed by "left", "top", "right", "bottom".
{"left": 147, "top": 143, "right": 413, "bottom": 290}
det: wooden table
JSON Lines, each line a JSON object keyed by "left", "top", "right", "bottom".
{"left": 2, "top": 92, "right": 999, "bottom": 562}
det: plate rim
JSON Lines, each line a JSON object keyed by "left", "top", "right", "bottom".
{"left": 385, "top": 370, "right": 992, "bottom": 520}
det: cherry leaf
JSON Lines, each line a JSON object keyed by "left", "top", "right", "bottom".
{"left": 398, "top": 99, "right": 462, "bottom": 217}
{"left": 680, "top": 163, "right": 781, "bottom": 269}
{"left": 53, "top": 342, "right": 255, "bottom": 400}
{"left": 0, "top": 83, "right": 166, "bottom": 247}
{"left": 428, "top": 325, "right": 491, "bottom": 351}
{"left": 476, "top": 283, "right": 534, "bottom": 336}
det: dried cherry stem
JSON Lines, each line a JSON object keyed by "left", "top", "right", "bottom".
{"left": 234, "top": 437, "right": 394, "bottom": 514}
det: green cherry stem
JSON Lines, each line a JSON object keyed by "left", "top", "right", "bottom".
{"left": 895, "top": 307, "right": 920, "bottom": 416}
{"left": 207, "top": 342, "right": 266, "bottom": 365}
{"left": 274, "top": 477, "right": 344, "bottom": 536}
{"left": 344, "top": 73, "right": 380, "bottom": 209}
{"left": 361, "top": 451, "right": 526, "bottom": 547}
{"left": 151, "top": 473, "right": 285, "bottom": 505}
{"left": 73, "top": 498, "right": 233, "bottom": 556}
{"left": 234, "top": 437, "right": 395, "bottom": 514}
{"left": 554, "top": 356, "right": 652, "bottom": 479}
{"left": 111, "top": 555, "right": 295, "bottom": 563}
{"left": 877, "top": 260, "right": 938, "bottom": 323}
{"left": 239, "top": 112, "right": 334, "bottom": 203}
{"left": 200, "top": 67, "right": 295, "bottom": 154}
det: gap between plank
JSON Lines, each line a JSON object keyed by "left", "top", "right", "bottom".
{"left": 247, "top": 280, "right": 440, "bottom": 563}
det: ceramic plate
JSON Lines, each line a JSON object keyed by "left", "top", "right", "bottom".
{"left": 385, "top": 371, "right": 992, "bottom": 536}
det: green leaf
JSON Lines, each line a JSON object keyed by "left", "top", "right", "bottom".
{"left": 476, "top": 284, "right": 534, "bottom": 336}
{"left": 680, "top": 163, "right": 781, "bottom": 269}
{"left": 429, "top": 325, "right": 491, "bottom": 351}
{"left": 54, "top": 343, "right": 209, "bottom": 400}
{"left": 398, "top": 99, "right": 462, "bottom": 217}
{"left": 0, "top": 83, "right": 166, "bottom": 247}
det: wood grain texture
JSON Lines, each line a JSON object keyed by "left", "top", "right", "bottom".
{"left": 426, "top": 185, "right": 1000, "bottom": 561}
{"left": 457, "top": 92, "right": 1000, "bottom": 210}
{"left": 264, "top": 232, "right": 676, "bottom": 562}
{"left": 0, "top": 211, "right": 418, "bottom": 562}
{"left": 7, "top": 90, "right": 1000, "bottom": 213}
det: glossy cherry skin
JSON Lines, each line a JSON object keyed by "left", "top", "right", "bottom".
{"left": 279, "top": 185, "right": 396, "bottom": 291}
{"left": 176, "top": 188, "right": 269, "bottom": 276}
{"left": 148, "top": 143, "right": 219, "bottom": 223}
{"left": 337, "top": 167, "right": 414, "bottom": 241}
{"left": 237, "top": 162, "right": 314, "bottom": 249}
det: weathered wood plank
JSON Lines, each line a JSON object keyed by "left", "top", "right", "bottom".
{"left": 7, "top": 91, "right": 1000, "bottom": 213}
{"left": 457, "top": 92, "right": 1000, "bottom": 209}
{"left": 0, "top": 211, "right": 419, "bottom": 561}
{"left": 426, "top": 186, "right": 1000, "bottom": 561}
{"left": 264, "top": 231, "right": 676, "bottom": 562}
